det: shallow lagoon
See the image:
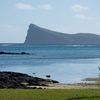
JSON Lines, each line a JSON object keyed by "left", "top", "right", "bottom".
{"left": 0, "top": 44, "right": 100, "bottom": 83}
{"left": 0, "top": 58, "right": 100, "bottom": 83}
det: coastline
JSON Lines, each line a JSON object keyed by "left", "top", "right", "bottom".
{"left": 0, "top": 71, "right": 100, "bottom": 89}
{"left": 28, "top": 83, "right": 100, "bottom": 89}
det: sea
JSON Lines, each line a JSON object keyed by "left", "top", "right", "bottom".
{"left": 0, "top": 44, "right": 100, "bottom": 83}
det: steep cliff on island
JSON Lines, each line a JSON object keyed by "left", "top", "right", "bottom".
{"left": 25, "top": 24, "right": 100, "bottom": 45}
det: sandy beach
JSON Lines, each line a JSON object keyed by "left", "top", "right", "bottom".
{"left": 28, "top": 83, "right": 100, "bottom": 89}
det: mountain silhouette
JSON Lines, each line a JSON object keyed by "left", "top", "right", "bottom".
{"left": 25, "top": 24, "right": 100, "bottom": 45}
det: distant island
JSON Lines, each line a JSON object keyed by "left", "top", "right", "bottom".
{"left": 25, "top": 24, "right": 100, "bottom": 45}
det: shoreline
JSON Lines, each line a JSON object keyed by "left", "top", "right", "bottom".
{"left": 28, "top": 83, "right": 100, "bottom": 89}
{"left": 0, "top": 71, "right": 100, "bottom": 89}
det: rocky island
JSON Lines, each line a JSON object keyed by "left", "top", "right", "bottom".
{"left": 25, "top": 24, "right": 100, "bottom": 45}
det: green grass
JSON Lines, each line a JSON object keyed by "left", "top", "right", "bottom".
{"left": 0, "top": 89, "right": 100, "bottom": 100}
{"left": 84, "top": 78, "right": 100, "bottom": 82}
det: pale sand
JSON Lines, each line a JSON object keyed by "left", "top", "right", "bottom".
{"left": 28, "top": 83, "right": 100, "bottom": 89}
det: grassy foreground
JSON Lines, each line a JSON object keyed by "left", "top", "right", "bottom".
{"left": 0, "top": 89, "right": 100, "bottom": 100}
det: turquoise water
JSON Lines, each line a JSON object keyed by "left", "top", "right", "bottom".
{"left": 0, "top": 44, "right": 100, "bottom": 83}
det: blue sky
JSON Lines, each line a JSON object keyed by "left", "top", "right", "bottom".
{"left": 0, "top": 0, "right": 100, "bottom": 43}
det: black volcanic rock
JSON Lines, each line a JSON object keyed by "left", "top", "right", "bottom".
{"left": 25, "top": 24, "right": 100, "bottom": 45}
{"left": 0, "top": 72, "right": 58, "bottom": 89}
{"left": 0, "top": 52, "right": 30, "bottom": 55}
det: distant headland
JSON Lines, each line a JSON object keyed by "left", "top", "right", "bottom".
{"left": 25, "top": 24, "right": 100, "bottom": 45}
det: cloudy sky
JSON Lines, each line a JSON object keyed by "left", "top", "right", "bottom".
{"left": 0, "top": 0, "right": 100, "bottom": 43}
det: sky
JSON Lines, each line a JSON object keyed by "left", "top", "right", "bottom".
{"left": 0, "top": 0, "right": 100, "bottom": 43}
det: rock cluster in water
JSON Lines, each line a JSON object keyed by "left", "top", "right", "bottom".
{"left": 0, "top": 72, "right": 58, "bottom": 89}
{"left": 0, "top": 52, "right": 30, "bottom": 55}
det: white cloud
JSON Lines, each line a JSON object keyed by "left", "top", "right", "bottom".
{"left": 70, "top": 4, "right": 95, "bottom": 20}
{"left": 15, "top": 3, "right": 34, "bottom": 10}
{"left": 71, "top": 4, "right": 88, "bottom": 12}
{"left": 38, "top": 4, "right": 52, "bottom": 11}
{"left": 75, "top": 14, "right": 95, "bottom": 20}
{"left": 15, "top": 3, "right": 52, "bottom": 11}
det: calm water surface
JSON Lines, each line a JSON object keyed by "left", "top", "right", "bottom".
{"left": 0, "top": 44, "right": 100, "bottom": 83}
